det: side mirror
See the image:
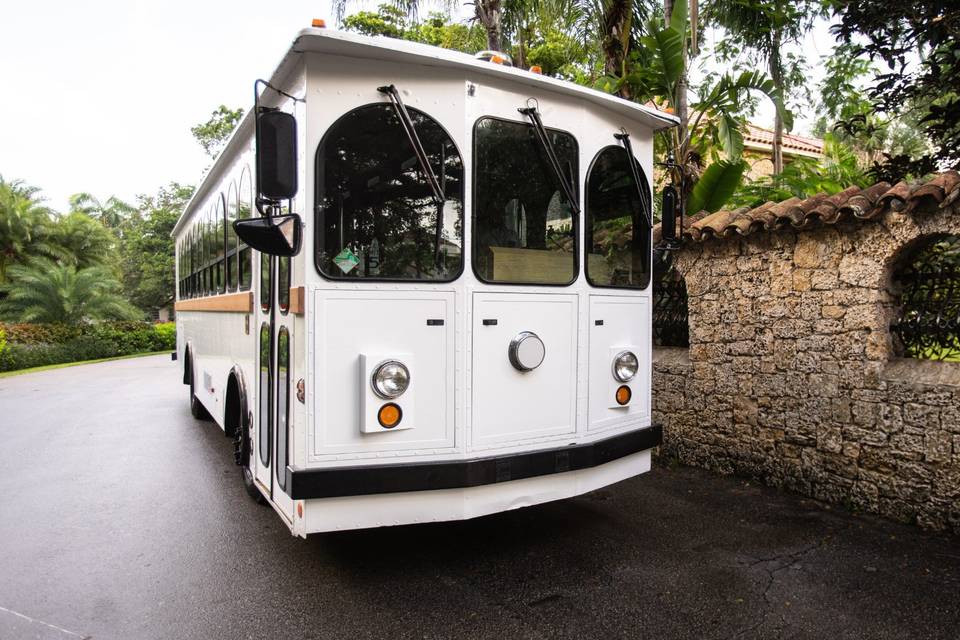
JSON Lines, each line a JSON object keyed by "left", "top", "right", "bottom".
{"left": 233, "top": 214, "right": 302, "bottom": 257}
{"left": 661, "top": 185, "right": 679, "bottom": 244}
{"left": 256, "top": 110, "right": 298, "bottom": 201}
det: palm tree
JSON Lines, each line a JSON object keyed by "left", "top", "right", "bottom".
{"left": 0, "top": 177, "right": 68, "bottom": 283}
{"left": 47, "top": 211, "right": 118, "bottom": 270}
{"left": 68, "top": 192, "right": 135, "bottom": 232}
{"left": 0, "top": 260, "right": 142, "bottom": 323}
{"left": 612, "top": 0, "right": 792, "bottom": 214}
{"left": 701, "top": 0, "right": 819, "bottom": 175}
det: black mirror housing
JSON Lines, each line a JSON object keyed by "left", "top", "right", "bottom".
{"left": 234, "top": 214, "right": 302, "bottom": 257}
{"left": 256, "top": 110, "right": 298, "bottom": 201}
{"left": 661, "top": 185, "right": 679, "bottom": 244}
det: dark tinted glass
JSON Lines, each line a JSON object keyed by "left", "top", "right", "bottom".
{"left": 259, "top": 323, "right": 272, "bottom": 467}
{"left": 260, "top": 253, "right": 271, "bottom": 312}
{"left": 585, "top": 146, "right": 652, "bottom": 289}
{"left": 238, "top": 167, "right": 253, "bottom": 291}
{"left": 315, "top": 104, "right": 463, "bottom": 281}
{"left": 278, "top": 255, "right": 290, "bottom": 313}
{"left": 227, "top": 183, "right": 239, "bottom": 291}
{"left": 215, "top": 197, "right": 226, "bottom": 293}
{"left": 473, "top": 118, "right": 578, "bottom": 284}
{"left": 276, "top": 327, "right": 290, "bottom": 490}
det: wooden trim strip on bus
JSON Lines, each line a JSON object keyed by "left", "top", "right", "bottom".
{"left": 288, "top": 286, "right": 305, "bottom": 315}
{"left": 175, "top": 288, "right": 305, "bottom": 315}
{"left": 175, "top": 292, "right": 253, "bottom": 313}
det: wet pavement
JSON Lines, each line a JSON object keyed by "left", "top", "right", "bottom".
{"left": 1, "top": 354, "right": 958, "bottom": 639}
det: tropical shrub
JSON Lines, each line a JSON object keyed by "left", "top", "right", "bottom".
{"left": 0, "top": 259, "right": 141, "bottom": 323}
{"left": 0, "top": 321, "right": 175, "bottom": 372}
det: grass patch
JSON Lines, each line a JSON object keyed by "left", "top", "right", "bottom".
{"left": 0, "top": 351, "right": 170, "bottom": 378}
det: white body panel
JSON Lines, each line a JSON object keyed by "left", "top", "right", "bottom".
{"left": 173, "top": 29, "right": 673, "bottom": 537}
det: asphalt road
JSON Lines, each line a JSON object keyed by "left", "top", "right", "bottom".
{"left": 1, "top": 354, "right": 958, "bottom": 640}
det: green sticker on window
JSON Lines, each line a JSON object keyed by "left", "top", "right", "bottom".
{"left": 333, "top": 248, "right": 360, "bottom": 274}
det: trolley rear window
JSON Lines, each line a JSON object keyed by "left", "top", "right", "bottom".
{"left": 472, "top": 117, "right": 578, "bottom": 285}
{"left": 314, "top": 104, "right": 464, "bottom": 281}
{"left": 585, "top": 145, "right": 652, "bottom": 289}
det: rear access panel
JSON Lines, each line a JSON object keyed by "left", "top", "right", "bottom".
{"left": 313, "top": 290, "right": 455, "bottom": 457}
{"left": 588, "top": 295, "right": 650, "bottom": 432}
{"left": 471, "top": 292, "right": 578, "bottom": 448}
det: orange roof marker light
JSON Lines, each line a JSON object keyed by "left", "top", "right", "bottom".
{"left": 529, "top": 65, "right": 543, "bottom": 74}
{"left": 312, "top": 18, "right": 327, "bottom": 28}
{"left": 474, "top": 50, "right": 513, "bottom": 67}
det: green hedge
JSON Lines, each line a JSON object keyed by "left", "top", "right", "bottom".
{"left": 0, "top": 321, "right": 176, "bottom": 372}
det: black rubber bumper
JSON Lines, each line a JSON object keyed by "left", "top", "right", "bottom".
{"left": 286, "top": 424, "right": 662, "bottom": 500}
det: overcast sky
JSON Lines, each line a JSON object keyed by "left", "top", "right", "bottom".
{"left": 1, "top": 2, "right": 837, "bottom": 213}
{"left": 0, "top": 1, "right": 348, "bottom": 211}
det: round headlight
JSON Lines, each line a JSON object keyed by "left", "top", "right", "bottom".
{"left": 613, "top": 351, "right": 638, "bottom": 382}
{"left": 372, "top": 360, "right": 410, "bottom": 399}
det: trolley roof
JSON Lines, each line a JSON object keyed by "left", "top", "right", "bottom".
{"left": 174, "top": 28, "right": 679, "bottom": 235}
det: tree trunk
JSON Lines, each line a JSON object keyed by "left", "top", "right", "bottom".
{"left": 475, "top": 0, "right": 503, "bottom": 52}
{"left": 769, "top": 29, "right": 784, "bottom": 175}
{"left": 665, "top": 0, "right": 691, "bottom": 199}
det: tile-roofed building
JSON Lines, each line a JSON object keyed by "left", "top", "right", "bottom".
{"left": 741, "top": 124, "right": 825, "bottom": 179}
{"left": 654, "top": 171, "right": 960, "bottom": 245}
{"left": 744, "top": 123, "right": 824, "bottom": 159}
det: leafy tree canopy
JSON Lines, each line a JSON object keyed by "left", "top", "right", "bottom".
{"left": 119, "top": 183, "right": 194, "bottom": 314}
{"left": 191, "top": 105, "right": 245, "bottom": 158}
{"left": 829, "top": 1, "right": 960, "bottom": 178}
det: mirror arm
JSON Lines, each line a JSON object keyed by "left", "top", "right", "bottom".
{"left": 656, "top": 155, "right": 685, "bottom": 250}
{"left": 518, "top": 104, "right": 581, "bottom": 215}
{"left": 377, "top": 84, "right": 445, "bottom": 206}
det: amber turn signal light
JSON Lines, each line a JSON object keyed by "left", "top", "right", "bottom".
{"left": 615, "top": 385, "right": 632, "bottom": 406}
{"left": 378, "top": 402, "right": 403, "bottom": 428}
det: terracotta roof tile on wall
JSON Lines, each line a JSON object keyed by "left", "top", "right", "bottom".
{"left": 653, "top": 171, "right": 960, "bottom": 244}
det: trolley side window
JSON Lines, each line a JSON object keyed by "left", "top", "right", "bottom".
{"left": 238, "top": 166, "right": 253, "bottom": 291}
{"left": 585, "top": 146, "right": 652, "bottom": 289}
{"left": 473, "top": 117, "right": 578, "bottom": 285}
{"left": 315, "top": 103, "right": 464, "bottom": 281}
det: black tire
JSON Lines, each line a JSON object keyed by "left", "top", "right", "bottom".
{"left": 189, "top": 368, "right": 212, "bottom": 421}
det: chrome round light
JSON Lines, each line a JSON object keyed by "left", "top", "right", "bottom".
{"left": 508, "top": 331, "right": 545, "bottom": 372}
{"left": 613, "top": 351, "right": 638, "bottom": 382}
{"left": 372, "top": 360, "right": 410, "bottom": 399}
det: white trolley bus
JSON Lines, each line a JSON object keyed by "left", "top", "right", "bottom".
{"left": 172, "top": 26, "right": 677, "bottom": 536}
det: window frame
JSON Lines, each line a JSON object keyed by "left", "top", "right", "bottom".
{"left": 313, "top": 102, "right": 466, "bottom": 284}
{"left": 470, "top": 115, "right": 581, "bottom": 288}
{"left": 583, "top": 144, "right": 653, "bottom": 291}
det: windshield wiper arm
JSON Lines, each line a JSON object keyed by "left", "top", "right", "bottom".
{"left": 378, "top": 84, "right": 445, "bottom": 205}
{"left": 519, "top": 105, "right": 581, "bottom": 215}
{"left": 614, "top": 130, "right": 652, "bottom": 228}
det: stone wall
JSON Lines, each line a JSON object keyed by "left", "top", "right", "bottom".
{"left": 653, "top": 195, "right": 960, "bottom": 534}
